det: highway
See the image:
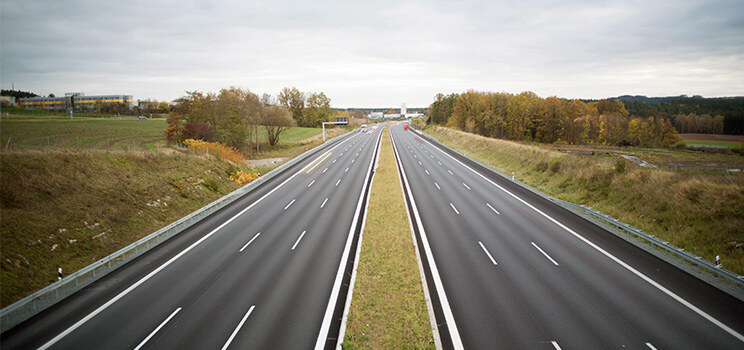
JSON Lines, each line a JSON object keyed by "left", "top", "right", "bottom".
{"left": 2, "top": 126, "right": 384, "bottom": 350}
{"left": 390, "top": 124, "right": 744, "bottom": 349}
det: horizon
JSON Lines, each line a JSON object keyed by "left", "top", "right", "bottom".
{"left": 2, "top": 0, "right": 743, "bottom": 108}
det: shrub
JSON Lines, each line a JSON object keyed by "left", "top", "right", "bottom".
{"left": 183, "top": 139, "right": 245, "bottom": 162}
{"left": 229, "top": 171, "right": 259, "bottom": 186}
{"left": 549, "top": 158, "right": 561, "bottom": 173}
{"left": 536, "top": 161, "right": 549, "bottom": 172}
{"left": 615, "top": 158, "right": 627, "bottom": 173}
{"left": 202, "top": 178, "right": 220, "bottom": 192}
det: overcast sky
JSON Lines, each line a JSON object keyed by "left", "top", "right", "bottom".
{"left": 2, "top": 0, "right": 743, "bottom": 107}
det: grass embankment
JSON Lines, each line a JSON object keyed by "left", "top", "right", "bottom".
{"left": 425, "top": 126, "right": 744, "bottom": 275}
{"left": 0, "top": 151, "right": 269, "bottom": 307}
{"left": 342, "top": 128, "right": 434, "bottom": 349}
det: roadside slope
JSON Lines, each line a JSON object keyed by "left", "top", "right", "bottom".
{"left": 0, "top": 151, "right": 267, "bottom": 307}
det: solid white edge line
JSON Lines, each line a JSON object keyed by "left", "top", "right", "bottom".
{"left": 284, "top": 199, "right": 296, "bottom": 210}
{"left": 316, "top": 125, "right": 384, "bottom": 349}
{"left": 646, "top": 342, "right": 658, "bottom": 350}
{"left": 291, "top": 230, "right": 307, "bottom": 250}
{"left": 478, "top": 241, "right": 498, "bottom": 265}
{"left": 551, "top": 340, "right": 562, "bottom": 350}
{"left": 532, "top": 242, "right": 560, "bottom": 266}
{"left": 320, "top": 197, "right": 329, "bottom": 209}
{"left": 392, "top": 128, "right": 443, "bottom": 349}
{"left": 133, "top": 307, "right": 181, "bottom": 350}
{"left": 336, "top": 127, "right": 384, "bottom": 349}
{"left": 221, "top": 305, "right": 255, "bottom": 350}
{"left": 420, "top": 132, "right": 744, "bottom": 343}
{"left": 239, "top": 232, "right": 262, "bottom": 252}
{"left": 450, "top": 203, "right": 460, "bottom": 215}
{"left": 486, "top": 203, "right": 501, "bottom": 215}
{"left": 390, "top": 127, "right": 464, "bottom": 349}
{"left": 36, "top": 133, "right": 359, "bottom": 350}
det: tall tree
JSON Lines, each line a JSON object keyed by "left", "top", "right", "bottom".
{"left": 262, "top": 105, "right": 295, "bottom": 146}
{"left": 278, "top": 87, "right": 305, "bottom": 125}
{"left": 306, "top": 92, "right": 331, "bottom": 127}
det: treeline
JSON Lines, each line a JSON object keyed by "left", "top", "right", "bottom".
{"left": 429, "top": 91, "right": 681, "bottom": 147}
{"left": 0, "top": 89, "right": 38, "bottom": 100}
{"left": 165, "top": 87, "right": 295, "bottom": 151}
{"left": 672, "top": 114, "right": 724, "bottom": 134}
{"left": 619, "top": 96, "right": 744, "bottom": 134}
{"left": 277, "top": 87, "right": 333, "bottom": 127}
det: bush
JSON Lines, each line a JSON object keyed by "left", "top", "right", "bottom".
{"left": 183, "top": 139, "right": 245, "bottom": 162}
{"left": 615, "top": 158, "right": 627, "bottom": 173}
{"left": 536, "top": 161, "right": 549, "bottom": 172}
{"left": 549, "top": 158, "right": 561, "bottom": 173}
{"left": 202, "top": 177, "right": 220, "bottom": 192}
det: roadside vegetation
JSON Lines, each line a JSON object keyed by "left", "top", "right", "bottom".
{"left": 343, "top": 128, "right": 434, "bottom": 349}
{"left": 424, "top": 126, "right": 744, "bottom": 275}
{"left": 0, "top": 150, "right": 269, "bottom": 307}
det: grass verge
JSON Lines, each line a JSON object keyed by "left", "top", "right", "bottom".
{"left": 342, "top": 128, "right": 435, "bottom": 349}
{"left": 424, "top": 126, "right": 744, "bottom": 275}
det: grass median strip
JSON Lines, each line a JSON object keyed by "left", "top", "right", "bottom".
{"left": 342, "top": 127, "right": 435, "bottom": 349}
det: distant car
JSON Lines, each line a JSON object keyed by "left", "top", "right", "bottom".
{"left": 404, "top": 124, "right": 409, "bottom": 130}
{"left": 361, "top": 124, "right": 367, "bottom": 128}
{"left": 138, "top": 115, "right": 147, "bottom": 120}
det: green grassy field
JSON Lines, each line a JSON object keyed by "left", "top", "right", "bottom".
{"left": 0, "top": 115, "right": 334, "bottom": 153}
{"left": 425, "top": 126, "right": 744, "bottom": 275}
{"left": 343, "top": 128, "right": 434, "bottom": 349}
{"left": 683, "top": 139, "right": 743, "bottom": 148}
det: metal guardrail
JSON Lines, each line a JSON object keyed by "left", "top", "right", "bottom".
{"left": 412, "top": 127, "right": 744, "bottom": 300}
{"left": 0, "top": 130, "right": 353, "bottom": 332}
{"left": 552, "top": 199, "right": 744, "bottom": 296}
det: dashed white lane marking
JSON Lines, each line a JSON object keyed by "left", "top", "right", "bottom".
{"left": 419, "top": 129, "right": 744, "bottom": 344}
{"left": 291, "top": 230, "right": 307, "bottom": 250}
{"left": 425, "top": 169, "right": 430, "bottom": 175}
{"left": 336, "top": 179, "right": 341, "bottom": 186}
{"left": 345, "top": 167, "right": 349, "bottom": 173}
{"left": 351, "top": 159, "right": 355, "bottom": 163}
{"left": 645, "top": 343, "right": 658, "bottom": 350}
{"left": 333, "top": 159, "right": 337, "bottom": 163}
{"left": 486, "top": 203, "right": 501, "bottom": 215}
{"left": 134, "top": 307, "right": 182, "bottom": 350}
{"left": 221, "top": 305, "right": 256, "bottom": 350}
{"left": 284, "top": 199, "right": 296, "bottom": 210}
{"left": 478, "top": 241, "right": 498, "bottom": 265}
{"left": 239, "top": 232, "right": 261, "bottom": 252}
{"left": 418, "top": 161, "right": 423, "bottom": 165}
{"left": 532, "top": 242, "right": 559, "bottom": 266}
{"left": 321, "top": 197, "right": 329, "bottom": 208}
{"left": 322, "top": 167, "right": 328, "bottom": 173}
{"left": 551, "top": 341, "right": 562, "bottom": 350}
{"left": 463, "top": 183, "right": 471, "bottom": 190}
{"left": 308, "top": 180, "right": 315, "bottom": 187}
{"left": 438, "top": 161, "right": 442, "bottom": 165}
{"left": 450, "top": 203, "right": 460, "bottom": 215}
{"left": 435, "top": 182, "right": 440, "bottom": 190}
{"left": 447, "top": 169, "right": 454, "bottom": 175}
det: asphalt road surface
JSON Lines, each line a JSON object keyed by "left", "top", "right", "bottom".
{"left": 390, "top": 124, "right": 744, "bottom": 349}
{"left": 2, "top": 126, "right": 383, "bottom": 350}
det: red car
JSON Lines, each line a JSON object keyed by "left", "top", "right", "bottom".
{"left": 403, "top": 124, "right": 409, "bottom": 130}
